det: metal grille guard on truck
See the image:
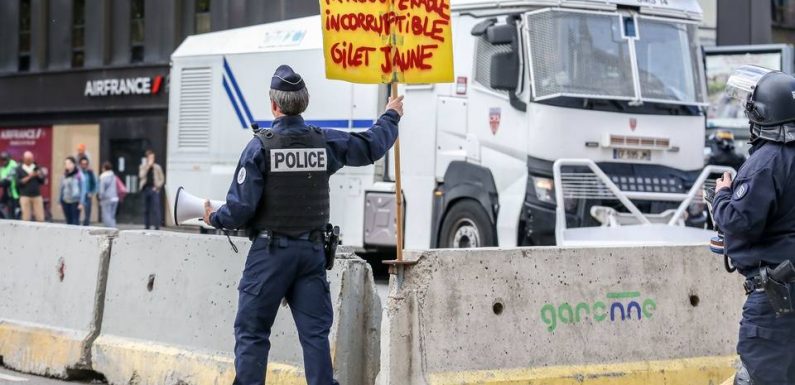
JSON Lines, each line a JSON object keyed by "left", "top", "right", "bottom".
{"left": 552, "top": 159, "right": 737, "bottom": 247}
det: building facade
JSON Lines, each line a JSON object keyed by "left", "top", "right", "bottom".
{"left": 699, "top": 0, "right": 795, "bottom": 47}
{"left": 0, "top": 0, "right": 319, "bottom": 224}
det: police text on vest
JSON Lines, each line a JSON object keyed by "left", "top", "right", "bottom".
{"left": 270, "top": 148, "right": 327, "bottom": 172}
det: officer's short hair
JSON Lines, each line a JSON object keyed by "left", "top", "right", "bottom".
{"left": 269, "top": 88, "right": 310, "bottom": 116}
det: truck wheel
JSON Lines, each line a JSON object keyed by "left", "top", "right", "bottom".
{"left": 439, "top": 200, "right": 496, "bottom": 248}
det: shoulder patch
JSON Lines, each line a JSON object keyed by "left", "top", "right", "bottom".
{"left": 734, "top": 183, "right": 748, "bottom": 200}
{"left": 237, "top": 167, "right": 247, "bottom": 184}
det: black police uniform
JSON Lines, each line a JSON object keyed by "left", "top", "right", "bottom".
{"left": 712, "top": 69, "right": 795, "bottom": 385}
{"left": 209, "top": 65, "right": 400, "bottom": 385}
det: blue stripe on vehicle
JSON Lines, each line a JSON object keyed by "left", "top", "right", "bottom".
{"left": 253, "top": 120, "right": 374, "bottom": 129}
{"left": 222, "top": 76, "right": 247, "bottom": 129}
{"left": 223, "top": 58, "right": 255, "bottom": 125}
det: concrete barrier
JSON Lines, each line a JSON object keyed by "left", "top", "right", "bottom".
{"left": 0, "top": 220, "right": 116, "bottom": 378}
{"left": 377, "top": 245, "right": 745, "bottom": 385}
{"left": 92, "top": 230, "right": 381, "bottom": 385}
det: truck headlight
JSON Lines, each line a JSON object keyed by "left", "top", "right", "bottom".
{"left": 532, "top": 176, "right": 555, "bottom": 204}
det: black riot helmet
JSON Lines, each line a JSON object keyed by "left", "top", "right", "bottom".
{"left": 726, "top": 65, "right": 795, "bottom": 143}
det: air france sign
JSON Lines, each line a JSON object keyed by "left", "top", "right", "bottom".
{"left": 84, "top": 75, "right": 164, "bottom": 97}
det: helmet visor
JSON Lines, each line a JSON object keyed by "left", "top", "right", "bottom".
{"left": 725, "top": 65, "right": 774, "bottom": 103}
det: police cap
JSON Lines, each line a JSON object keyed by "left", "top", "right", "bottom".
{"left": 271, "top": 65, "right": 305, "bottom": 92}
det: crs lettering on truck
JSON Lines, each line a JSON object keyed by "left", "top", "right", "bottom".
{"left": 270, "top": 148, "right": 327, "bottom": 172}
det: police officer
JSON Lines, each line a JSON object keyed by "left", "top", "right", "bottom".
{"left": 203, "top": 65, "right": 403, "bottom": 385}
{"left": 713, "top": 66, "right": 795, "bottom": 385}
{"left": 706, "top": 130, "right": 745, "bottom": 171}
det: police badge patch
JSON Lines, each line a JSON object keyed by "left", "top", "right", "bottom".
{"left": 734, "top": 183, "right": 748, "bottom": 200}
{"left": 237, "top": 167, "right": 247, "bottom": 184}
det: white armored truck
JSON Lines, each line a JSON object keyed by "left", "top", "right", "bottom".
{"left": 167, "top": 0, "right": 728, "bottom": 250}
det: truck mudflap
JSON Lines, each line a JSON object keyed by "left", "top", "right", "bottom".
{"left": 552, "top": 159, "right": 736, "bottom": 247}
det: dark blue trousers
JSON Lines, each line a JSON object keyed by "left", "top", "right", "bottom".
{"left": 62, "top": 202, "right": 80, "bottom": 225}
{"left": 82, "top": 195, "right": 92, "bottom": 226}
{"left": 737, "top": 291, "right": 795, "bottom": 385}
{"left": 143, "top": 188, "right": 161, "bottom": 229}
{"left": 232, "top": 236, "right": 336, "bottom": 385}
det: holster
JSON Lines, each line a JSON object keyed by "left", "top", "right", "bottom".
{"left": 763, "top": 274, "right": 794, "bottom": 316}
{"left": 323, "top": 224, "right": 340, "bottom": 271}
{"left": 746, "top": 260, "right": 795, "bottom": 316}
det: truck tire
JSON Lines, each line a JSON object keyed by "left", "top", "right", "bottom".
{"left": 439, "top": 200, "right": 496, "bottom": 248}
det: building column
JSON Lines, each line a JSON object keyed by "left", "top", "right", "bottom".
{"left": 110, "top": 0, "right": 130, "bottom": 65}
{"left": 48, "top": 0, "right": 72, "bottom": 70}
{"left": 0, "top": 1, "right": 20, "bottom": 73}
{"left": 30, "top": 0, "right": 49, "bottom": 71}
{"left": 85, "top": 0, "right": 111, "bottom": 67}
{"left": 144, "top": 0, "right": 179, "bottom": 63}
{"left": 717, "top": 0, "right": 772, "bottom": 45}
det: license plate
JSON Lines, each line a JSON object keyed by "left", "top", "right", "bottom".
{"left": 613, "top": 149, "right": 651, "bottom": 161}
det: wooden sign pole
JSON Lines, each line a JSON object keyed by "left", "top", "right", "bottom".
{"left": 391, "top": 82, "right": 404, "bottom": 262}
{"left": 384, "top": 82, "right": 414, "bottom": 273}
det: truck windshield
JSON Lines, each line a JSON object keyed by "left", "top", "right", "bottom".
{"left": 527, "top": 10, "right": 705, "bottom": 106}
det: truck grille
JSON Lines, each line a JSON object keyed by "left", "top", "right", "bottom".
{"left": 609, "top": 175, "right": 684, "bottom": 193}
{"left": 607, "top": 135, "right": 670, "bottom": 150}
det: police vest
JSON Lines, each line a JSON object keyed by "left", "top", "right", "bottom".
{"left": 250, "top": 127, "right": 330, "bottom": 236}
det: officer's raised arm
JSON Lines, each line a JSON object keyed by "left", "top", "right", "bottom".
{"left": 324, "top": 95, "right": 403, "bottom": 172}
{"left": 207, "top": 138, "right": 266, "bottom": 230}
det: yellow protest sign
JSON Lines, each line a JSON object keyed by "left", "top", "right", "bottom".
{"left": 320, "top": 0, "right": 454, "bottom": 84}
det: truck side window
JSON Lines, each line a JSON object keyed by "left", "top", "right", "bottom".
{"left": 473, "top": 25, "right": 513, "bottom": 93}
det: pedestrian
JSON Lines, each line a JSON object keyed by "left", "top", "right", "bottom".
{"left": 75, "top": 143, "right": 91, "bottom": 164}
{"left": 138, "top": 149, "right": 164, "bottom": 230}
{"left": 203, "top": 65, "right": 402, "bottom": 385}
{"left": 78, "top": 157, "right": 97, "bottom": 226}
{"left": 714, "top": 66, "right": 795, "bottom": 384}
{"left": 98, "top": 161, "right": 119, "bottom": 228}
{"left": 15, "top": 151, "right": 46, "bottom": 222}
{"left": 0, "top": 151, "right": 20, "bottom": 219}
{"left": 59, "top": 156, "right": 84, "bottom": 225}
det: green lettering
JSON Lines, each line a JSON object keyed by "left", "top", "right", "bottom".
{"left": 541, "top": 304, "right": 557, "bottom": 332}
{"left": 593, "top": 301, "right": 607, "bottom": 322}
{"left": 558, "top": 303, "right": 574, "bottom": 324}
{"left": 575, "top": 302, "right": 590, "bottom": 322}
{"left": 642, "top": 298, "right": 656, "bottom": 319}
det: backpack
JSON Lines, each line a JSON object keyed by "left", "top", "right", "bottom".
{"left": 62, "top": 174, "right": 81, "bottom": 204}
{"left": 115, "top": 175, "right": 128, "bottom": 202}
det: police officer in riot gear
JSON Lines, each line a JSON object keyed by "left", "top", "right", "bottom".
{"left": 203, "top": 65, "right": 403, "bottom": 385}
{"left": 706, "top": 130, "right": 745, "bottom": 171}
{"left": 713, "top": 65, "right": 795, "bottom": 385}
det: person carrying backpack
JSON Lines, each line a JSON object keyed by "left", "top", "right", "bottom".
{"left": 98, "top": 161, "right": 119, "bottom": 228}
{"left": 60, "top": 156, "right": 85, "bottom": 225}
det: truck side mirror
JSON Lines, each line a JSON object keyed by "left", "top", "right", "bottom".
{"left": 490, "top": 51, "right": 519, "bottom": 91}
{"left": 483, "top": 21, "right": 526, "bottom": 111}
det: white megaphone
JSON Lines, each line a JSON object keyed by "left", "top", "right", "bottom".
{"left": 173, "top": 186, "right": 226, "bottom": 226}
